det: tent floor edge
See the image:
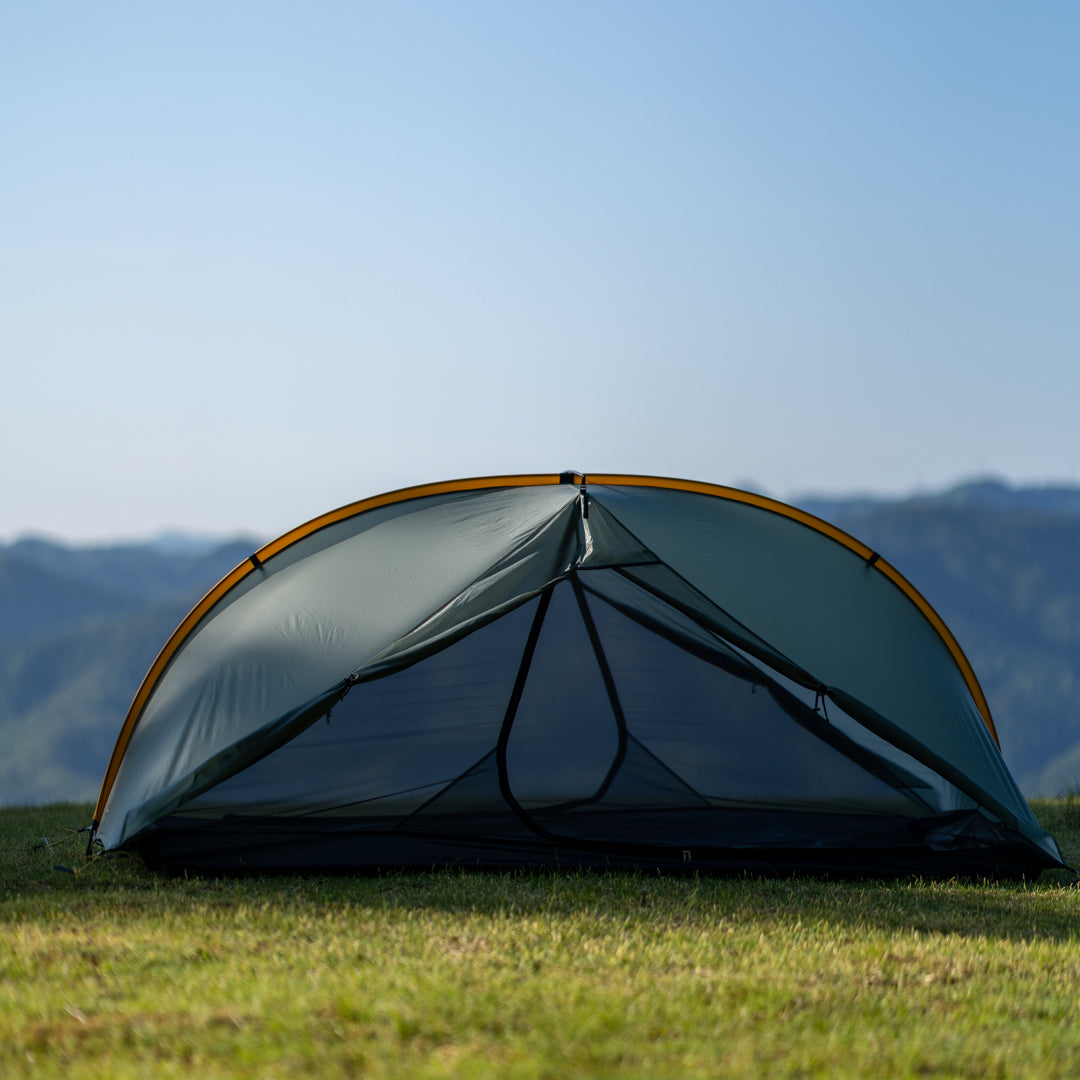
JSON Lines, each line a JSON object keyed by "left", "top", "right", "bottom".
{"left": 123, "top": 808, "right": 1063, "bottom": 881}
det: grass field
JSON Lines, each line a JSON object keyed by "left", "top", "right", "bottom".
{"left": 2, "top": 802, "right": 1080, "bottom": 1078}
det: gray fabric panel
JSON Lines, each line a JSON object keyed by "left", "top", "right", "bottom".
{"left": 585, "top": 591, "right": 928, "bottom": 815}
{"left": 583, "top": 568, "right": 971, "bottom": 813}
{"left": 98, "top": 485, "right": 576, "bottom": 848}
{"left": 169, "top": 598, "right": 540, "bottom": 822}
{"left": 589, "top": 484, "right": 1042, "bottom": 836}
{"left": 358, "top": 500, "right": 580, "bottom": 678}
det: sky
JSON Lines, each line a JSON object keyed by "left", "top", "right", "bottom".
{"left": 4, "top": 1, "right": 1079, "bottom": 544}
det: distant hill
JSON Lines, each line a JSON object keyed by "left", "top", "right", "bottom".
{"left": 798, "top": 477, "right": 1080, "bottom": 525}
{"left": 1, "top": 480, "right": 1078, "bottom": 806}
{"left": 0, "top": 536, "right": 260, "bottom": 806}
{"left": 0, "top": 535, "right": 258, "bottom": 646}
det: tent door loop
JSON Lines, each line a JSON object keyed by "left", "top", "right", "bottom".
{"left": 814, "top": 688, "right": 830, "bottom": 722}
{"left": 329, "top": 673, "right": 360, "bottom": 724}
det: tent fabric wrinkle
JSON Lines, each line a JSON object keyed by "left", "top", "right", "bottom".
{"left": 90, "top": 472, "right": 1063, "bottom": 877}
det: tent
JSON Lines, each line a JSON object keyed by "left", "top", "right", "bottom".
{"left": 90, "top": 473, "right": 1063, "bottom": 877}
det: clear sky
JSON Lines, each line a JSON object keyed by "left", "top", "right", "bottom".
{"left": 4, "top": 2, "right": 1079, "bottom": 544}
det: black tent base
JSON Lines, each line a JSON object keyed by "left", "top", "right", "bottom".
{"left": 129, "top": 807, "right": 1059, "bottom": 881}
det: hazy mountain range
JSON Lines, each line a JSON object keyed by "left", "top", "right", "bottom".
{"left": 2, "top": 477, "right": 1079, "bottom": 808}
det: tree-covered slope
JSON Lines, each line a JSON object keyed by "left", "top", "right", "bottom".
{"left": 2, "top": 480, "right": 1079, "bottom": 805}
{"left": 0, "top": 537, "right": 258, "bottom": 805}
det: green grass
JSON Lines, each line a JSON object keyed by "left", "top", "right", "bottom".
{"left": 3, "top": 803, "right": 1080, "bottom": 1078}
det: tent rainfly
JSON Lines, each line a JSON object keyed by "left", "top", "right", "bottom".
{"left": 90, "top": 473, "right": 1064, "bottom": 877}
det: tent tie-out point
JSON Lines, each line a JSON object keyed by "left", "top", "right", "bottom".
{"left": 89, "top": 472, "right": 1063, "bottom": 877}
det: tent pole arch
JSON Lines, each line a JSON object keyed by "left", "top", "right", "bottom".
{"left": 91, "top": 470, "right": 1001, "bottom": 836}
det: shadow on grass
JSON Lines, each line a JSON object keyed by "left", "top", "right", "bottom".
{"left": 4, "top": 802, "right": 1078, "bottom": 945}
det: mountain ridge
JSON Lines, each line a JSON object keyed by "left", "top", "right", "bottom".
{"left": 2, "top": 480, "right": 1078, "bottom": 805}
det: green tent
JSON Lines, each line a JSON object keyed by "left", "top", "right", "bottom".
{"left": 91, "top": 473, "right": 1063, "bottom": 876}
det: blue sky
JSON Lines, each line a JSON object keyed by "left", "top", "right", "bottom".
{"left": 4, "top": 2, "right": 1079, "bottom": 543}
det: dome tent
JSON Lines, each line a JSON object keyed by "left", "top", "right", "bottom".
{"left": 91, "top": 473, "right": 1062, "bottom": 877}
